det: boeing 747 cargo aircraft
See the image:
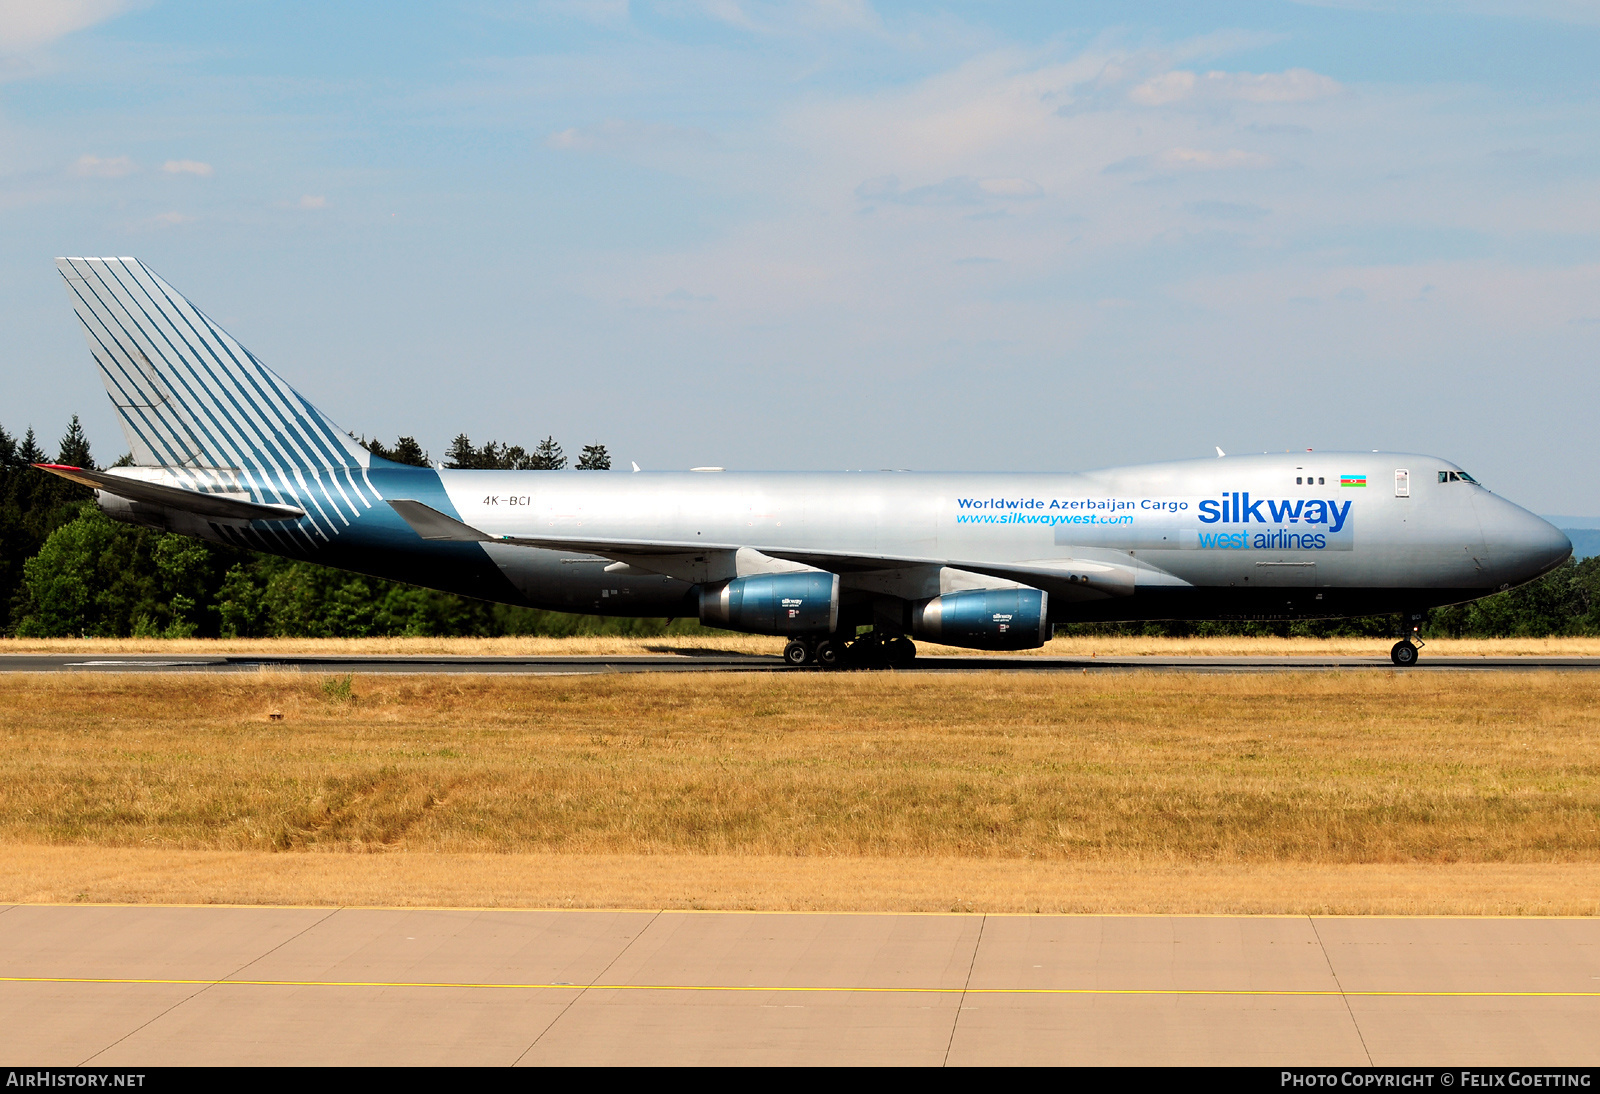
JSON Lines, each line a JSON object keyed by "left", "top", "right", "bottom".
{"left": 37, "top": 258, "right": 1571, "bottom": 667}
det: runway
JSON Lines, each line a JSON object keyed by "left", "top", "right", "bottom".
{"left": 3, "top": 652, "right": 1599, "bottom": 675}
{"left": 1, "top": 905, "right": 1596, "bottom": 1065}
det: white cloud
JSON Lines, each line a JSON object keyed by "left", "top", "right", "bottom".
{"left": 297, "top": 195, "right": 326, "bottom": 209}
{"left": 684, "top": 0, "right": 755, "bottom": 29}
{"left": 1130, "top": 68, "right": 1342, "bottom": 107}
{"left": 787, "top": 0, "right": 881, "bottom": 32}
{"left": 1129, "top": 70, "right": 1198, "bottom": 107}
{"left": 662, "top": 0, "right": 883, "bottom": 35}
{"left": 162, "top": 159, "right": 213, "bottom": 177}
{"left": 532, "top": 0, "right": 631, "bottom": 25}
{"left": 1186, "top": 200, "right": 1271, "bottom": 221}
{"left": 547, "top": 118, "right": 713, "bottom": 153}
{"left": 0, "top": 0, "right": 136, "bottom": 53}
{"left": 1162, "top": 147, "right": 1279, "bottom": 170}
{"left": 1291, "top": 1, "right": 1600, "bottom": 25}
{"left": 1106, "top": 148, "right": 1280, "bottom": 174}
{"left": 72, "top": 153, "right": 135, "bottom": 177}
{"left": 855, "top": 174, "right": 1042, "bottom": 206}
{"left": 662, "top": 287, "right": 715, "bottom": 303}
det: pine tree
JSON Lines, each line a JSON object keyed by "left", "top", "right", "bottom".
{"left": 17, "top": 428, "right": 44, "bottom": 465}
{"left": 0, "top": 424, "right": 14, "bottom": 468}
{"left": 531, "top": 436, "right": 566, "bottom": 470}
{"left": 576, "top": 443, "right": 610, "bottom": 470}
{"left": 56, "top": 416, "right": 94, "bottom": 470}
{"left": 361, "top": 435, "right": 431, "bottom": 467}
{"left": 391, "top": 436, "right": 429, "bottom": 467}
{"left": 444, "top": 433, "right": 478, "bottom": 469}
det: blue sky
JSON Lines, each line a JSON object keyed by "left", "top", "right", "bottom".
{"left": 2, "top": 1, "right": 1598, "bottom": 513}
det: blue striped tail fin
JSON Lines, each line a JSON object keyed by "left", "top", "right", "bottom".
{"left": 56, "top": 256, "right": 380, "bottom": 540}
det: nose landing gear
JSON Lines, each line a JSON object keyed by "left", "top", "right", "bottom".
{"left": 1390, "top": 610, "right": 1427, "bottom": 667}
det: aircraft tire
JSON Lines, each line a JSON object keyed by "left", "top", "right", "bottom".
{"left": 848, "top": 632, "right": 883, "bottom": 668}
{"left": 814, "top": 639, "right": 841, "bottom": 669}
{"left": 783, "top": 640, "right": 812, "bottom": 667}
{"left": 1390, "top": 640, "right": 1419, "bottom": 667}
{"left": 885, "top": 636, "right": 916, "bottom": 668}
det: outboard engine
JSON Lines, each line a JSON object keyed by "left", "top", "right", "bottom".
{"left": 699, "top": 572, "right": 840, "bottom": 635}
{"left": 911, "top": 588, "right": 1050, "bottom": 650}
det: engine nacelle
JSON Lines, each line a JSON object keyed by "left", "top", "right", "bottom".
{"left": 698, "top": 571, "right": 840, "bottom": 635}
{"left": 911, "top": 588, "right": 1050, "bottom": 650}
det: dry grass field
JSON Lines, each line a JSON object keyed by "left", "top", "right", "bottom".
{"left": 4, "top": 634, "right": 1600, "bottom": 657}
{"left": 1, "top": 670, "right": 1598, "bottom": 913}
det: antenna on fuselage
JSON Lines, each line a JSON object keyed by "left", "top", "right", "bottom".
{"left": 1215, "top": 447, "right": 1226, "bottom": 458}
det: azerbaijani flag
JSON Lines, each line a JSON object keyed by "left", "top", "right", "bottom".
{"left": 1340, "top": 475, "right": 1367, "bottom": 487}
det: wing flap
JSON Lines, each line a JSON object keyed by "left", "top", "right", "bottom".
{"left": 385, "top": 500, "right": 1148, "bottom": 597}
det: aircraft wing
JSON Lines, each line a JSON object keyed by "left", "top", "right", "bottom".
{"left": 386, "top": 499, "right": 1141, "bottom": 598}
{"left": 35, "top": 464, "right": 306, "bottom": 522}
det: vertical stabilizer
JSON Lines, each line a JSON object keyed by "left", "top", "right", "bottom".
{"left": 55, "top": 257, "right": 366, "bottom": 473}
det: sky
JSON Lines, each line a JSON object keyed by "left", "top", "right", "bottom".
{"left": 1, "top": 1, "right": 1598, "bottom": 514}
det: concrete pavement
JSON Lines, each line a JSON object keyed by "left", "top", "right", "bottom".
{"left": 1, "top": 905, "right": 1595, "bottom": 1065}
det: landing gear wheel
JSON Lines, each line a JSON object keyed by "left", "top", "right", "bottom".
{"left": 1390, "top": 640, "right": 1419, "bottom": 667}
{"left": 847, "top": 632, "right": 881, "bottom": 667}
{"left": 814, "top": 639, "right": 841, "bottom": 669}
{"left": 884, "top": 636, "right": 916, "bottom": 668}
{"left": 783, "top": 640, "right": 812, "bottom": 667}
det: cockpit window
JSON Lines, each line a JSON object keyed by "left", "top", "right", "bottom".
{"left": 1438, "top": 470, "right": 1480, "bottom": 484}
{"left": 1458, "top": 471, "right": 1478, "bottom": 483}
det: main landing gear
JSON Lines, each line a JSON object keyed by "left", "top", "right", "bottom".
{"left": 782, "top": 632, "right": 916, "bottom": 670}
{"left": 783, "top": 637, "right": 839, "bottom": 668}
{"left": 1390, "top": 610, "right": 1427, "bottom": 667}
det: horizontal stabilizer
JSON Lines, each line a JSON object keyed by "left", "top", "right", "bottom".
{"left": 386, "top": 499, "right": 492, "bottom": 542}
{"left": 35, "top": 464, "right": 306, "bottom": 522}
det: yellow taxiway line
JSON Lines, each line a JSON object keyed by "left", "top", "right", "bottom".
{"left": 3, "top": 975, "right": 1597, "bottom": 998}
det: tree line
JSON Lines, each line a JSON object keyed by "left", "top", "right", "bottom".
{"left": 2, "top": 415, "right": 1598, "bottom": 639}
{"left": 0, "top": 419, "right": 696, "bottom": 638}
{"left": 362, "top": 433, "right": 612, "bottom": 471}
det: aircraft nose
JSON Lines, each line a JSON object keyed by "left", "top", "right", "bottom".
{"left": 1488, "top": 501, "right": 1571, "bottom": 585}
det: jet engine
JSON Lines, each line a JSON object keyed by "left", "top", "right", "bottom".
{"left": 698, "top": 571, "right": 840, "bottom": 635}
{"left": 911, "top": 587, "right": 1050, "bottom": 650}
